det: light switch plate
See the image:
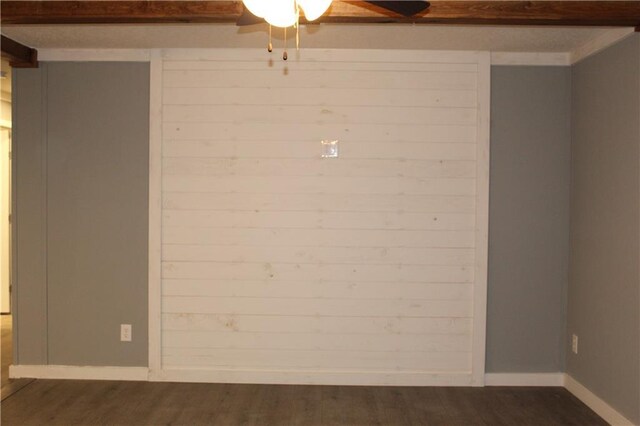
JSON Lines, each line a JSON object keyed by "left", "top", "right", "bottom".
{"left": 321, "top": 140, "right": 338, "bottom": 158}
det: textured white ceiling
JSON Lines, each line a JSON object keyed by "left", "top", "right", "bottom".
{"left": 1, "top": 24, "right": 621, "bottom": 52}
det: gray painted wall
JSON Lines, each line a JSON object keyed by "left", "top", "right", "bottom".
{"left": 14, "top": 62, "right": 150, "bottom": 367}
{"left": 568, "top": 34, "right": 640, "bottom": 424}
{"left": 487, "top": 66, "right": 571, "bottom": 373}
{"left": 13, "top": 68, "right": 48, "bottom": 365}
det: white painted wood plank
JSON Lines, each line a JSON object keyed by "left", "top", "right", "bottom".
{"left": 162, "top": 193, "right": 475, "bottom": 214}
{"left": 162, "top": 314, "right": 472, "bottom": 334}
{"left": 162, "top": 123, "right": 476, "bottom": 143}
{"left": 162, "top": 175, "right": 476, "bottom": 196}
{"left": 162, "top": 158, "right": 477, "bottom": 179}
{"left": 162, "top": 140, "right": 477, "bottom": 161}
{"left": 162, "top": 330, "right": 472, "bottom": 352}
{"left": 162, "top": 349, "right": 471, "bottom": 371}
{"left": 162, "top": 227, "right": 476, "bottom": 248}
{"left": 163, "top": 296, "right": 471, "bottom": 318}
{"left": 162, "top": 262, "right": 474, "bottom": 283}
{"left": 162, "top": 245, "right": 474, "bottom": 265}
{"left": 163, "top": 87, "right": 477, "bottom": 107}
{"left": 471, "top": 51, "right": 490, "bottom": 386}
{"left": 163, "top": 70, "right": 478, "bottom": 90}
{"left": 148, "top": 50, "right": 163, "bottom": 373}
{"left": 162, "top": 281, "right": 473, "bottom": 300}
{"left": 163, "top": 105, "right": 477, "bottom": 126}
{"left": 162, "top": 210, "right": 476, "bottom": 231}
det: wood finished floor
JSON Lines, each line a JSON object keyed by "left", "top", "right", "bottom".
{"left": 1, "top": 380, "right": 607, "bottom": 426}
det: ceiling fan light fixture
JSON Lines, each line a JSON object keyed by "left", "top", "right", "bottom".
{"left": 264, "top": 0, "right": 298, "bottom": 28}
{"left": 240, "top": 0, "right": 334, "bottom": 60}
{"left": 242, "top": 0, "right": 333, "bottom": 28}
{"left": 298, "top": 0, "right": 333, "bottom": 21}
{"left": 241, "top": 0, "right": 269, "bottom": 19}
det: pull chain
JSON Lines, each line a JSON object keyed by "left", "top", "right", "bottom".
{"left": 267, "top": 25, "right": 273, "bottom": 52}
{"left": 296, "top": 5, "right": 300, "bottom": 50}
{"left": 283, "top": 27, "right": 288, "bottom": 61}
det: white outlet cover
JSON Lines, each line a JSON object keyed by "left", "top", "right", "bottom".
{"left": 121, "top": 324, "right": 132, "bottom": 342}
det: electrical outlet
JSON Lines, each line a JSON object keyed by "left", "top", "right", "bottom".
{"left": 572, "top": 334, "right": 578, "bottom": 354}
{"left": 121, "top": 324, "right": 132, "bottom": 342}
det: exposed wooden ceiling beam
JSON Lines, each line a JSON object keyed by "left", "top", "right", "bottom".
{"left": 1, "top": 1, "right": 639, "bottom": 27}
{"left": 1, "top": 35, "right": 38, "bottom": 68}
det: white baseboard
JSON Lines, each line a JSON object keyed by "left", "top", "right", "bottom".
{"left": 151, "top": 368, "right": 474, "bottom": 387}
{"left": 563, "top": 374, "right": 635, "bottom": 426}
{"left": 484, "top": 373, "right": 564, "bottom": 386}
{"left": 9, "top": 365, "right": 149, "bottom": 382}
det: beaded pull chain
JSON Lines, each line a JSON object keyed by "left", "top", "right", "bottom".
{"left": 283, "top": 27, "right": 288, "bottom": 60}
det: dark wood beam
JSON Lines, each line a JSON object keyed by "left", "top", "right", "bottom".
{"left": 1, "top": 1, "right": 639, "bottom": 27}
{"left": 1, "top": 1, "right": 242, "bottom": 25}
{"left": 1, "top": 35, "right": 38, "bottom": 68}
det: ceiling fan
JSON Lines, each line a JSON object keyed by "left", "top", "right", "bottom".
{"left": 237, "top": 1, "right": 432, "bottom": 26}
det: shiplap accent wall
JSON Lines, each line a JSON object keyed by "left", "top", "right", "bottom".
{"left": 157, "top": 49, "right": 489, "bottom": 385}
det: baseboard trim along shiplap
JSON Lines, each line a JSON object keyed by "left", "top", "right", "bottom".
{"left": 9, "top": 365, "right": 150, "bottom": 381}
{"left": 564, "top": 374, "right": 635, "bottom": 426}
{"left": 484, "top": 373, "right": 564, "bottom": 386}
{"left": 150, "top": 368, "right": 474, "bottom": 387}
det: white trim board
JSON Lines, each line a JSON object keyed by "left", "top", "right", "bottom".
{"left": 484, "top": 373, "right": 564, "bottom": 387}
{"left": 152, "top": 368, "right": 475, "bottom": 386}
{"left": 9, "top": 365, "right": 149, "bottom": 381}
{"left": 36, "top": 47, "right": 569, "bottom": 66}
{"left": 35, "top": 27, "right": 635, "bottom": 68}
{"left": 564, "top": 374, "right": 636, "bottom": 426}
{"left": 147, "top": 50, "right": 163, "bottom": 377}
{"left": 490, "top": 52, "right": 571, "bottom": 66}
{"left": 471, "top": 51, "right": 491, "bottom": 386}
{"left": 37, "top": 49, "right": 152, "bottom": 62}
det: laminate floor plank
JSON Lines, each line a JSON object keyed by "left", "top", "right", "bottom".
{"left": 397, "top": 387, "right": 450, "bottom": 426}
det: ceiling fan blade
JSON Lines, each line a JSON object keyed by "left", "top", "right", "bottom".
{"left": 236, "top": 7, "right": 264, "bottom": 26}
{"left": 363, "top": 0, "right": 431, "bottom": 17}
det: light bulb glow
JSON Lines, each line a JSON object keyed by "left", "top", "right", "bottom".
{"left": 242, "top": 0, "right": 269, "bottom": 18}
{"left": 298, "top": 0, "right": 332, "bottom": 21}
{"left": 263, "top": 0, "right": 297, "bottom": 28}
